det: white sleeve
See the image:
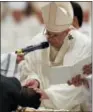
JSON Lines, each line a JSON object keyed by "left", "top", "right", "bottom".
{"left": 80, "top": 39, "right": 91, "bottom": 58}
{"left": 43, "top": 84, "right": 86, "bottom": 110}
{"left": 18, "top": 53, "right": 41, "bottom": 85}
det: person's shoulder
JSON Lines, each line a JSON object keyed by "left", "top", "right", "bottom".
{"left": 70, "top": 29, "right": 91, "bottom": 44}
{"left": 69, "top": 29, "right": 91, "bottom": 55}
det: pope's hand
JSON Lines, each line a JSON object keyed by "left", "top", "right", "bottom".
{"left": 33, "top": 88, "right": 49, "bottom": 100}
{"left": 16, "top": 53, "right": 24, "bottom": 64}
{"left": 67, "top": 74, "right": 89, "bottom": 88}
{"left": 25, "top": 79, "right": 40, "bottom": 88}
{"left": 83, "top": 63, "right": 92, "bottom": 75}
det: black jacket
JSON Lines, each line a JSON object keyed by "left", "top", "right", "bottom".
{"left": 0, "top": 75, "right": 41, "bottom": 112}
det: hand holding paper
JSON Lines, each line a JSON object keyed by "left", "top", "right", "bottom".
{"left": 67, "top": 74, "right": 89, "bottom": 88}
{"left": 67, "top": 62, "right": 92, "bottom": 87}
{"left": 43, "top": 56, "right": 91, "bottom": 85}
{"left": 83, "top": 63, "right": 92, "bottom": 75}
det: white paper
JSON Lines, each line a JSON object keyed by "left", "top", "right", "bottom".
{"left": 43, "top": 56, "right": 91, "bottom": 85}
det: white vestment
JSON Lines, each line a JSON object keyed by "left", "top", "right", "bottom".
{"left": 1, "top": 15, "right": 44, "bottom": 53}
{"left": 19, "top": 29, "right": 91, "bottom": 111}
{"left": 79, "top": 21, "right": 91, "bottom": 39}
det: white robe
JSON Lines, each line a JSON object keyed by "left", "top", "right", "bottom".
{"left": 79, "top": 21, "right": 91, "bottom": 39}
{"left": 19, "top": 29, "right": 91, "bottom": 111}
{"left": 1, "top": 15, "right": 44, "bottom": 53}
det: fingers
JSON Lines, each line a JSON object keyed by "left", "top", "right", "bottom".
{"left": 83, "top": 63, "right": 92, "bottom": 75}
{"left": 67, "top": 80, "right": 72, "bottom": 85}
{"left": 34, "top": 88, "right": 42, "bottom": 95}
{"left": 25, "top": 82, "right": 32, "bottom": 87}
{"left": 32, "top": 88, "right": 41, "bottom": 93}
{"left": 75, "top": 75, "right": 82, "bottom": 86}
{"left": 17, "top": 54, "right": 24, "bottom": 64}
{"left": 72, "top": 76, "right": 76, "bottom": 85}
{"left": 25, "top": 80, "right": 39, "bottom": 88}
{"left": 68, "top": 74, "right": 83, "bottom": 87}
{"left": 25, "top": 80, "right": 34, "bottom": 87}
{"left": 72, "top": 75, "right": 78, "bottom": 86}
{"left": 68, "top": 74, "right": 89, "bottom": 88}
{"left": 83, "top": 63, "right": 92, "bottom": 70}
{"left": 82, "top": 78, "right": 89, "bottom": 88}
{"left": 33, "top": 88, "right": 43, "bottom": 100}
{"left": 32, "top": 88, "right": 49, "bottom": 100}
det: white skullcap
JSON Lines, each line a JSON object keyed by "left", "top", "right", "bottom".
{"left": 7, "top": 2, "right": 27, "bottom": 11}
{"left": 41, "top": 2, "right": 73, "bottom": 32}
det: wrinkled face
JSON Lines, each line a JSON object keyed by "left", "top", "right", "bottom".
{"left": 45, "top": 29, "right": 69, "bottom": 49}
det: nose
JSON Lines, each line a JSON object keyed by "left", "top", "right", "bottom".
{"left": 47, "top": 36, "right": 53, "bottom": 41}
{"left": 47, "top": 34, "right": 54, "bottom": 40}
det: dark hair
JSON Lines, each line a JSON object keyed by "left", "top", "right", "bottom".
{"left": 23, "top": 2, "right": 36, "bottom": 17}
{"left": 19, "top": 87, "right": 41, "bottom": 109}
{"left": 71, "top": 1, "right": 83, "bottom": 27}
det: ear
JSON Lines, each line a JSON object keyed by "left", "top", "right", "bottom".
{"left": 73, "top": 16, "right": 79, "bottom": 29}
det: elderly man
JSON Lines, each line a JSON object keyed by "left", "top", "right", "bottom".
{"left": 19, "top": 2, "right": 91, "bottom": 111}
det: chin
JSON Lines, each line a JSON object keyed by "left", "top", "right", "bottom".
{"left": 52, "top": 44, "right": 61, "bottom": 50}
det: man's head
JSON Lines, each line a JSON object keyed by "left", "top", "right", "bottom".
{"left": 41, "top": 2, "right": 73, "bottom": 49}
{"left": 71, "top": 2, "right": 83, "bottom": 29}
{"left": 8, "top": 2, "right": 27, "bottom": 22}
{"left": 44, "top": 29, "right": 70, "bottom": 49}
{"left": 20, "top": 87, "right": 41, "bottom": 109}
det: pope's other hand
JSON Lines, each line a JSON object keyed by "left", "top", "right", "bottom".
{"left": 25, "top": 79, "right": 40, "bottom": 88}
{"left": 67, "top": 74, "right": 89, "bottom": 88}
{"left": 83, "top": 63, "right": 92, "bottom": 75}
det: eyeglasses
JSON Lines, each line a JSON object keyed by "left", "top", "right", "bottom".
{"left": 43, "top": 28, "right": 62, "bottom": 39}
